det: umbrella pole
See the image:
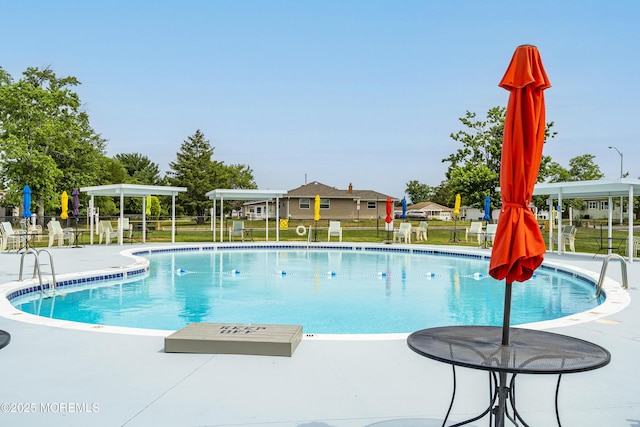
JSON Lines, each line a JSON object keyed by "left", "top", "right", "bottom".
{"left": 494, "top": 280, "right": 513, "bottom": 427}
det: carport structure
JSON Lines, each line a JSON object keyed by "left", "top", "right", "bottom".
{"left": 81, "top": 184, "right": 187, "bottom": 245}
{"left": 206, "top": 189, "right": 287, "bottom": 242}
{"left": 532, "top": 178, "right": 640, "bottom": 261}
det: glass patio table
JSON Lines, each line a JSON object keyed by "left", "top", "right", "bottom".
{"left": 407, "top": 326, "right": 610, "bottom": 426}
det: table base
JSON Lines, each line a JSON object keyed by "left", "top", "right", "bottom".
{"left": 444, "top": 366, "right": 562, "bottom": 427}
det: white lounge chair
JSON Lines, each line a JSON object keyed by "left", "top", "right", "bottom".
{"left": 98, "top": 221, "right": 118, "bottom": 244}
{"left": 394, "top": 222, "right": 412, "bottom": 243}
{"left": 118, "top": 217, "right": 133, "bottom": 239}
{"left": 47, "top": 219, "right": 74, "bottom": 247}
{"left": 414, "top": 221, "right": 428, "bottom": 241}
{"left": 466, "top": 221, "right": 484, "bottom": 246}
{"left": 328, "top": 221, "right": 342, "bottom": 242}
{"left": 552, "top": 225, "right": 577, "bottom": 252}
{"left": 0, "top": 221, "right": 26, "bottom": 251}
{"left": 228, "top": 221, "right": 245, "bottom": 241}
{"left": 485, "top": 223, "right": 498, "bottom": 246}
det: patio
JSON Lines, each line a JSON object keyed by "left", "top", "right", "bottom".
{"left": 0, "top": 244, "right": 638, "bottom": 426}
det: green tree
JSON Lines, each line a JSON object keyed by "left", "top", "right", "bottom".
{"left": 405, "top": 180, "right": 432, "bottom": 204}
{"left": 0, "top": 67, "right": 105, "bottom": 221}
{"left": 115, "top": 153, "right": 162, "bottom": 185}
{"left": 167, "top": 130, "right": 217, "bottom": 216}
{"left": 443, "top": 107, "right": 556, "bottom": 209}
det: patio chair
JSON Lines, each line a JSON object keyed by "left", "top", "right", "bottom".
{"left": 466, "top": 221, "right": 484, "bottom": 246}
{"left": 98, "top": 220, "right": 118, "bottom": 244}
{"left": 118, "top": 217, "right": 133, "bottom": 239}
{"left": 228, "top": 221, "right": 245, "bottom": 241}
{"left": 328, "top": 221, "right": 342, "bottom": 242}
{"left": 394, "top": 222, "right": 412, "bottom": 243}
{"left": 552, "top": 225, "right": 577, "bottom": 252}
{"left": 414, "top": 221, "right": 428, "bottom": 241}
{"left": 485, "top": 223, "right": 498, "bottom": 246}
{"left": 1, "top": 221, "right": 26, "bottom": 251}
{"left": 47, "top": 219, "right": 74, "bottom": 247}
{"left": 628, "top": 236, "right": 640, "bottom": 258}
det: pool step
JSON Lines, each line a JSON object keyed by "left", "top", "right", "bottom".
{"left": 164, "top": 323, "right": 303, "bottom": 357}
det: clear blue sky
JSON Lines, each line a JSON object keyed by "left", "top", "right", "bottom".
{"left": 2, "top": 1, "right": 638, "bottom": 199}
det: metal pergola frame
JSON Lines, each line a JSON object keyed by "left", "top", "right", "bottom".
{"left": 81, "top": 184, "right": 187, "bottom": 245}
{"left": 206, "top": 189, "right": 287, "bottom": 242}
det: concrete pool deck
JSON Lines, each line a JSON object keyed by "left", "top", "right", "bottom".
{"left": 0, "top": 243, "right": 638, "bottom": 426}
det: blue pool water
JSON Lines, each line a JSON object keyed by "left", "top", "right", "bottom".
{"left": 13, "top": 248, "right": 603, "bottom": 334}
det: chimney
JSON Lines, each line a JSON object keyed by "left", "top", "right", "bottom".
{"left": 348, "top": 183, "right": 353, "bottom": 194}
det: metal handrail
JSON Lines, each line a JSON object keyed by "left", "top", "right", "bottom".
{"left": 595, "top": 253, "right": 628, "bottom": 297}
{"left": 18, "top": 248, "right": 57, "bottom": 293}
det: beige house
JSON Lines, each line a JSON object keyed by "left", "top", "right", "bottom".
{"left": 407, "top": 201, "right": 454, "bottom": 220}
{"left": 279, "top": 181, "right": 394, "bottom": 221}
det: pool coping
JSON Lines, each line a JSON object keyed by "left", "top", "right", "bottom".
{"left": 0, "top": 242, "right": 630, "bottom": 340}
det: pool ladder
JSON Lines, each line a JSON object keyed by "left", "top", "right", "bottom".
{"left": 18, "top": 248, "right": 57, "bottom": 295}
{"left": 595, "top": 253, "right": 628, "bottom": 297}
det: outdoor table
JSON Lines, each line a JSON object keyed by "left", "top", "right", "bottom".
{"left": 68, "top": 229, "right": 86, "bottom": 248}
{"left": 592, "top": 236, "right": 627, "bottom": 258}
{"left": 407, "top": 326, "right": 610, "bottom": 426}
{"left": 0, "top": 330, "right": 10, "bottom": 350}
{"left": 243, "top": 228, "right": 255, "bottom": 242}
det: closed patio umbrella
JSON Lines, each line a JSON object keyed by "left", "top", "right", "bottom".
{"left": 401, "top": 197, "right": 407, "bottom": 219}
{"left": 22, "top": 185, "right": 32, "bottom": 219}
{"left": 313, "top": 194, "right": 320, "bottom": 241}
{"left": 385, "top": 196, "right": 393, "bottom": 242}
{"left": 483, "top": 195, "right": 491, "bottom": 221}
{"left": 72, "top": 188, "right": 80, "bottom": 218}
{"left": 452, "top": 194, "right": 461, "bottom": 241}
{"left": 488, "top": 45, "right": 550, "bottom": 425}
{"left": 61, "top": 191, "right": 69, "bottom": 221}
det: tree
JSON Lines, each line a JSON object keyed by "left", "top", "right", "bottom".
{"left": 167, "top": 130, "right": 218, "bottom": 216}
{"left": 115, "top": 153, "right": 162, "bottom": 185}
{"left": 405, "top": 180, "right": 432, "bottom": 204}
{"left": 0, "top": 67, "right": 105, "bottom": 221}
{"left": 443, "top": 106, "right": 556, "bottom": 209}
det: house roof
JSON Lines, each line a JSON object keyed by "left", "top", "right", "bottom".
{"left": 285, "top": 181, "right": 393, "bottom": 201}
{"left": 409, "top": 201, "right": 452, "bottom": 211}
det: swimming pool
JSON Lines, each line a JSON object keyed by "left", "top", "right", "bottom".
{"left": 10, "top": 245, "right": 604, "bottom": 335}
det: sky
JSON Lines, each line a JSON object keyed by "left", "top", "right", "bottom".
{"left": 2, "top": 1, "right": 639, "bottom": 199}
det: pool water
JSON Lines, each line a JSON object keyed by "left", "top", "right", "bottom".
{"left": 13, "top": 249, "right": 603, "bottom": 334}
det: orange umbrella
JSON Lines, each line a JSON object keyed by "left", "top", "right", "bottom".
{"left": 60, "top": 191, "right": 69, "bottom": 220}
{"left": 489, "top": 45, "right": 550, "bottom": 345}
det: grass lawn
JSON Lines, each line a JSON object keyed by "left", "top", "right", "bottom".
{"left": 29, "top": 218, "right": 631, "bottom": 256}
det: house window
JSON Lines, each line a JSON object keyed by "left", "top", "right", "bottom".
{"left": 320, "top": 198, "right": 330, "bottom": 209}
{"left": 367, "top": 201, "right": 376, "bottom": 209}
{"left": 600, "top": 201, "right": 608, "bottom": 210}
{"left": 299, "top": 198, "right": 310, "bottom": 209}
{"left": 588, "top": 201, "right": 598, "bottom": 210}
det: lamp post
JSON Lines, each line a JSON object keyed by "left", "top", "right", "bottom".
{"left": 609, "top": 146, "right": 624, "bottom": 224}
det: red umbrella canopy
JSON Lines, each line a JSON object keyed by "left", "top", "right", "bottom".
{"left": 385, "top": 197, "right": 393, "bottom": 224}
{"left": 489, "top": 45, "right": 550, "bottom": 283}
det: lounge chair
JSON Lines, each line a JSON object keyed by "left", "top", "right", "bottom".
{"left": 228, "top": 221, "right": 245, "bottom": 241}
{"left": 394, "top": 222, "right": 412, "bottom": 243}
{"left": 628, "top": 236, "right": 640, "bottom": 258}
{"left": 328, "top": 221, "right": 342, "bottom": 242}
{"left": 414, "top": 221, "right": 428, "bottom": 241}
{"left": 98, "top": 220, "right": 118, "bottom": 244}
{"left": 552, "top": 225, "right": 577, "bottom": 252}
{"left": 466, "top": 221, "right": 484, "bottom": 246}
{"left": 118, "top": 217, "right": 133, "bottom": 240}
{"left": 485, "top": 223, "right": 498, "bottom": 246}
{"left": 0, "top": 221, "right": 26, "bottom": 251}
{"left": 47, "top": 219, "right": 74, "bottom": 247}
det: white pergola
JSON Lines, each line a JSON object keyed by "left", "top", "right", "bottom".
{"left": 81, "top": 184, "right": 187, "bottom": 245}
{"left": 206, "top": 189, "right": 287, "bottom": 242}
{"left": 531, "top": 178, "right": 640, "bottom": 261}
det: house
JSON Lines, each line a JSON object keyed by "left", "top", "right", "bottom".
{"left": 407, "top": 201, "right": 454, "bottom": 220}
{"left": 279, "top": 181, "right": 395, "bottom": 221}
